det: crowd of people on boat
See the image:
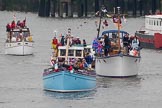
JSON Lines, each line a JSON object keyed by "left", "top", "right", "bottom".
{"left": 50, "top": 34, "right": 95, "bottom": 72}
{"left": 6, "top": 19, "right": 33, "bottom": 42}
{"left": 51, "top": 52, "right": 94, "bottom": 72}
{"left": 6, "top": 19, "right": 26, "bottom": 32}
{"left": 51, "top": 35, "right": 87, "bottom": 48}
{"left": 92, "top": 33, "right": 140, "bottom": 57}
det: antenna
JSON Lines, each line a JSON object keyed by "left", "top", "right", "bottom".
{"left": 117, "top": 7, "right": 120, "bottom": 14}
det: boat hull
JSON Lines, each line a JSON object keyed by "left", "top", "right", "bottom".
{"left": 5, "top": 41, "right": 33, "bottom": 55}
{"left": 135, "top": 32, "right": 155, "bottom": 49}
{"left": 95, "top": 55, "right": 141, "bottom": 77}
{"left": 135, "top": 32, "right": 162, "bottom": 49}
{"left": 43, "top": 71, "right": 96, "bottom": 92}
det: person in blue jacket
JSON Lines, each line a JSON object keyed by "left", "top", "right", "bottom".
{"left": 85, "top": 53, "right": 93, "bottom": 68}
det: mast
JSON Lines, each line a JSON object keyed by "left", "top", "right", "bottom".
{"left": 65, "top": 28, "right": 71, "bottom": 64}
{"left": 97, "top": 14, "right": 102, "bottom": 38}
{"left": 97, "top": 5, "right": 105, "bottom": 38}
{"left": 117, "top": 7, "right": 121, "bottom": 51}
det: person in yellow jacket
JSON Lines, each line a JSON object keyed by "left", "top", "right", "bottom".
{"left": 51, "top": 37, "right": 58, "bottom": 57}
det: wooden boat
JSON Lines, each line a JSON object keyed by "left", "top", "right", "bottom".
{"left": 43, "top": 31, "right": 96, "bottom": 92}
{"left": 135, "top": 14, "right": 162, "bottom": 49}
{"left": 94, "top": 6, "right": 141, "bottom": 77}
{"left": 5, "top": 27, "right": 34, "bottom": 55}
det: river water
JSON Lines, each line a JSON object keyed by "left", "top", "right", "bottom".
{"left": 0, "top": 11, "right": 162, "bottom": 108}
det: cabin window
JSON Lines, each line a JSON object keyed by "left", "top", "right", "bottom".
{"left": 23, "top": 32, "right": 29, "bottom": 37}
{"left": 154, "top": 20, "right": 156, "bottom": 25}
{"left": 149, "top": 20, "right": 152, "bottom": 25}
{"left": 157, "top": 21, "right": 159, "bottom": 26}
{"left": 112, "top": 33, "right": 117, "bottom": 39}
{"left": 84, "top": 48, "right": 90, "bottom": 55}
{"left": 76, "top": 50, "right": 82, "bottom": 57}
{"left": 151, "top": 20, "right": 152, "bottom": 25}
{"left": 84, "top": 48, "right": 90, "bottom": 53}
{"left": 68, "top": 50, "right": 74, "bottom": 56}
{"left": 160, "top": 21, "right": 162, "bottom": 26}
{"left": 60, "top": 49, "right": 66, "bottom": 56}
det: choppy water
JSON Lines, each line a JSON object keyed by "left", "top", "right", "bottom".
{"left": 1, "top": 11, "right": 162, "bottom": 108}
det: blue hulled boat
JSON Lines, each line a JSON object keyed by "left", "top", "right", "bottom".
{"left": 43, "top": 30, "right": 96, "bottom": 92}
{"left": 43, "top": 68, "right": 96, "bottom": 92}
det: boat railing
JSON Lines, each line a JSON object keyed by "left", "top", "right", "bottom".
{"left": 43, "top": 65, "right": 96, "bottom": 77}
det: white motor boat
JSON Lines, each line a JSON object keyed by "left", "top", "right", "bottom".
{"left": 5, "top": 28, "right": 34, "bottom": 55}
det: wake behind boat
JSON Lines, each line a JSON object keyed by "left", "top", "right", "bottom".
{"left": 43, "top": 29, "right": 96, "bottom": 92}
{"left": 94, "top": 6, "right": 141, "bottom": 77}
{"left": 5, "top": 19, "right": 34, "bottom": 55}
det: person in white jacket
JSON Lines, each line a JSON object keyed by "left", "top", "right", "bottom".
{"left": 131, "top": 36, "right": 139, "bottom": 50}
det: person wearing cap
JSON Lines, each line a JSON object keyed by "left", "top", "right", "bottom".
{"left": 83, "top": 39, "right": 87, "bottom": 47}
{"left": 60, "top": 35, "right": 65, "bottom": 46}
{"left": 75, "top": 37, "right": 81, "bottom": 44}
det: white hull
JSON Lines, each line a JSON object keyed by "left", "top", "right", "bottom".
{"left": 95, "top": 55, "right": 141, "bottom": 77}
{"left": 5, "top": 41, "right": 33, "bottom": 55}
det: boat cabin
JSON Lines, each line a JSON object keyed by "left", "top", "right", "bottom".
{"left": 6, "top": 28, "right": 32, "bottom": 42}
{"left": 145, "top": 15, "right": 162, "bottom": 34}
{"left": 101, "top": 30, "right": 128, "bottom": 49}
{"left": 101, "top": 30, "right": 128, "bottom": 39}
{"left": 58, "top": 46, "right": 84, "bottom": 59}
{"left": 99, "top": 30, "right": 133, "bottom": 55}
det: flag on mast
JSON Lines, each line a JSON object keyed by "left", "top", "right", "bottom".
{"left": 112, "top": 15, "right": 122, "bottom": 29}
{"left": 13, "top": 14, "right": 16, "bottom": 21}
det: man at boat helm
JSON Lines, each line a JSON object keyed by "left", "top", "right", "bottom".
{"left": 123, "top": 33, "right": 130, "bottom": 54}
{"left": 103, "top": 34, "right": 111, "bottom": 56}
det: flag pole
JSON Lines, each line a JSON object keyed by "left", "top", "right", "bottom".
{"left": 117, "top": 7, "right": 121, "bottom": 51}
{"left": 97, "top": 5, "right": 105, "bottom": 38}
{"left": 97, "top": 14, "right": 102, "bottom": 38}
{"left": 65, "top": 28, "right": 71, "bottom": 64}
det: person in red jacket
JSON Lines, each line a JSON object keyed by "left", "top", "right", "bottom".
{"left": 52, "top": 37, "right": 58, "bottom": 44}
{"left": 11, "top": 20, "right": 16, "bottom": 29}
{"left": 6, "top": 23, "right": 11, "bottom": 32}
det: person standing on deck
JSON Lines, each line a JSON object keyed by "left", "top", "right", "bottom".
{"left": 75, "top": 37, "right": 81, "bottom": 44}
{"left": 123, "top": 33, "right": 129, "bottom": 54}
{"left": 92, "top": 38, "right": 98, "bottom": 53}
{"left": 60, "top": 35, "right": 65, "bottom": 46}
{"left": 131, "top": 36, "right": 139, "bottom": 50}
{"left": 103, "top": 34, "right": 111, "bottom": 56}
{"left": 52, "top": 36, "right": 58, "bottom": 57}
{"left": 83, "top": 39, "right": 87, "bottom": 47}
{"left": 52, "top": 36, "right": 58, "bottom": 49}
{"left": 85, "top": 53, "right": 93, "bottom": 68}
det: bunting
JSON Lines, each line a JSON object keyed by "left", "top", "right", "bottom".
{"left": 112, "top": 15, "right": 122, "bottom": 29}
